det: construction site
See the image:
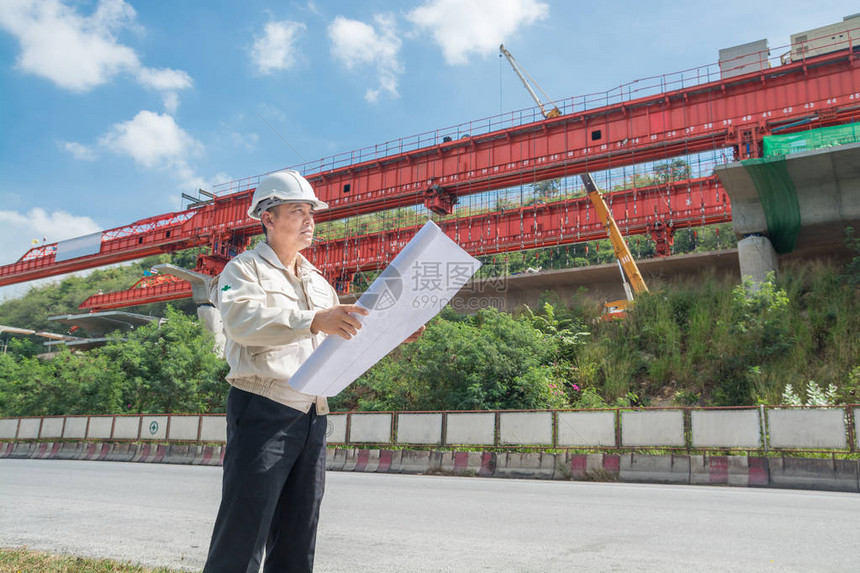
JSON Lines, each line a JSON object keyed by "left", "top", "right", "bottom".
{"left": 4, "top": 7, "right": 860, "bottom": 572}
{"left": 0, "top": 15, "right": 859, "bottom": 407}
{"left": 2, "top": 16, "right": 859, "bottom": 312}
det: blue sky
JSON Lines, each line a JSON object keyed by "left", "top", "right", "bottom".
{"left": 0, "top": 0, "right": 857, "bottom": 298}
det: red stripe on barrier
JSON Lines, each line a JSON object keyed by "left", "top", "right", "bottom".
{"left": 154, "top": 445, "right": 166, "bottom": 463}
{"left": 97, "top": 443, "right": 110, "bottom": 460}
{"left": 36, "top": 443, "right": 48, "bottom": 458}
{"left": 453, "top": 452, "right": 468, "bottom": 473}
{"left": 219, "top": 446, "right": 226, "bottom": 466}
{"left": 603, "top": 455, "right": 620, "bottom": 473}
{"left": 138, "top": 443, "right": 151, "bottom": 462}
{"left": 355, "top": 449, "right": 369, "bottom": 472}
{"left": 570, "top": 454, "right": 587, "bottom": 479}
{"left": 709, "top": 456, "right": 728, "bottom": 484}
{"left": 480, "top": 452, "right": 494, "bottom": 477}
{"left": 748, "top": 457, "right": 769, "bottom": 486}
{"left": 378, "top": 450, "right": 393, "bottom": 472}
{"left": 201, "top": 446, "right": 213, "bottom": 465}
{"left": 1, "top": 442, "right": 13, "bottom": 457}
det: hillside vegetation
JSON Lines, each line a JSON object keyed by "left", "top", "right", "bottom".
{"left": 0, "top": 237, "right": 858, "bottom": 416}
{"left": 332, "top": 258, "right": 860, "bottom": 411}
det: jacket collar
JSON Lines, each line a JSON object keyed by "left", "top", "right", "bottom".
{"left": 254, "top": 241, "right": 321, "bottom": 276}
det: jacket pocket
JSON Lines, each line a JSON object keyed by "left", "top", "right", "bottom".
{"left": 307, "top": 276, "right": 334, "bottom": 309}
{"left": 260, "top": 278, "right": 301, "bottom": 308}
{"left": 249, "top": 344, "right": 298, "bottom": 362}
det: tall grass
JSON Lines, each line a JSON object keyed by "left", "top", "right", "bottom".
{"left": 567, "top": 260, "right": 860, "bottom": 406}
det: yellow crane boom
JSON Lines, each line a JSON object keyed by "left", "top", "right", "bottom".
{"left": 500, "top": 44, "right": 648, "bottom": 316}
{"left": 580, "top": 174, "right": 649, "bottom": 315}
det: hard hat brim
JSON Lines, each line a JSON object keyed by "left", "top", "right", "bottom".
{"left": 247, "top": 198, "right": 329, "bottom": 220}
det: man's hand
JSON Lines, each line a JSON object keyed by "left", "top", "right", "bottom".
{"left": 402, "top": 324, "right": 426, "bottom": 344}
{"left": 311, "top": 304, "right": 370, "bottom": 340}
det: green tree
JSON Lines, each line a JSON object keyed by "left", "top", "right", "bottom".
{"left": 532, "top": 179, "right": 561, "bottom": 203}
{"left": 98, "top": 306, "right": 229, "bottom": 414}
{"left": 0, "top": 306, "right": 228, "bottom": 417}
{"left": 653, "top": 159, "right": 692, "bottom": 183}
{"left": 331, "top": 308, "right": 570, "bottom": 412}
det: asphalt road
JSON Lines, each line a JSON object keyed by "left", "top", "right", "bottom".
{"left": 1, "top": 459, "right": 858, "bottom": 572}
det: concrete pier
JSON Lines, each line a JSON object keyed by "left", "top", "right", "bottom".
{"left": 737, "top": 235, "right": 778, "bottom": 286}
{"left": 715, "top": 141, "right": 860, "bottom": 276}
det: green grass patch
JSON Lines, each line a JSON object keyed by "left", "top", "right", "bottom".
{"left": 0, "top": 547, "right": 182, "bottom": 573}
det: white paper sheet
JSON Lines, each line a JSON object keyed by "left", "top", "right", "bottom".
{"left": 289, "top": 220, "right": 481, "bottom": 397}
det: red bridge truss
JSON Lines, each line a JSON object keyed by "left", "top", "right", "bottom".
{"left": 0, "top": 42, "right": 857, "bottom": 311}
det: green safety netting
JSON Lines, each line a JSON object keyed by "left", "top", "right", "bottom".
{"left": 740, "top": 157, "right": 801, "bottom": 254}
{"left": 763, "top": 122, "right": 860, "bottom": 157}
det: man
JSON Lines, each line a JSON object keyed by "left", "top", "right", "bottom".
{"left": 203, "top": 170, "right": 421, "bottom": 572}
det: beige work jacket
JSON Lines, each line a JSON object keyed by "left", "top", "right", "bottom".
{"left": 217, "top": 242, "right": 337, "bottom": 414}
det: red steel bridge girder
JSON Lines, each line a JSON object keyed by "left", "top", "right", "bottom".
{"left": 307, "top": 176, "right": 728, "bottom": 277}
{"left": 308, "top": 52, "right": 860, "bottom": 209}
{"left": 2, "top": 49, "right": 859, "bottom": 296}
{"left": 80, "top": 176, "right": 728, "bottom": 310}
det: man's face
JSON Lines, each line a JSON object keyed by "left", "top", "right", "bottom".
{"left": 263, "top": 202, "right": 315, "bottom": 251}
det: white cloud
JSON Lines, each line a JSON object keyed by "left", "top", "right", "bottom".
{"left": 0, "top": 0, "right": 139, "bottom": 91}
{"left": 0, "top": 0, "right": 192, "bottom": 110}
{"left": 329, "top": 13, "right": 402, "bottom": 102}
{"left": 0, "top": 207, "right": 101, "bottom": 267}
{"left": 99, "top": 110, "right": 205, "bottom": 190}
{"left": 230, "top": 131, "right": 259, "bottom": 151}
{"left": 100, "top": 110, "right": 200, "bottom": 168}
{"left": 408, "top": 0, "right": 549, "bottom": 65}
{"left": 162, "top": 91, "right": 180, "bottom": 115}
{"left": 258, "top": 102, "right": 287, "bottom": 122}
{"left": 136, "top": 66, "right": 193, "bottom": 113}
{"left": 61, "top": 141, "right": 98, "bottom": 161}
{"left": 136, "top": 66, "right": 193, "bottom": 91}
{"left": 250, "top": 20, "right": 306, "bottom": 75}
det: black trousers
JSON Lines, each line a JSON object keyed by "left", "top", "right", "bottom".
{"left": 203, "top": 387, "right": 327, "bottom": 573}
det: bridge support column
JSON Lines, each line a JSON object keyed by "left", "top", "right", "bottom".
{"left": 737, "top": 235, "right": 777, "bottom": 289}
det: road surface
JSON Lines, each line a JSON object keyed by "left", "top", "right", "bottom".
{"left": 1, "top": 459, "right": 858, "bottom": 572}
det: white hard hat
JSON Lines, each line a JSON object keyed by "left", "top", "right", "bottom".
{"left": 247, "top": 169, "right": 328, "bottom": 220}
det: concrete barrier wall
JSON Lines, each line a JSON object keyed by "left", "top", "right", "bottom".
{"left": 0, "top": 418, "right": 18, "bottom": 439}
{"left": 140, "top": 416, "right": 168, "bottom": 441}
{"left": 199, "top": 416, "right": 227, "bottom": 442}
{"left": 446, "top": 413, "right": 495, "bottom": 445}
{"left": 112, "top": 416, "right": 140, "bottom": 440}
{"left": 63, "top": 416, "right": 88, "bottom": 439}
{"left": 40, "top": 417, "right": 64, "bottom": 439}
{"left": 18, "top": 418, "right": 41, "bottom": 439}
{"left": 349, "top": 413, "right": 392, "bottom": 443}
{"left": 691, "top": 409, "right": 761, "bottom": 449}
{"left": 499, "top": 412, "right": 553, "bottom": 446}
{"left": 327, "top": 414, "right": 347, "bottom": 443}
{"left": 168, "top": 416, "right": 199, "bottom": 441}
{"left": 856, "top": 408, "right": 860, "bottom": 450}
{"left": 0, "top": 406, "right": 857, "bottom": 451}
{"left": 768, "top": 409, "right": 847, "bottom": 449}
{"left": 2, "top": 441, "right": 857, "bottom": 492}
{"left": 557, "top": 410, "right": 616, "bottom": 447}
{"left": 87, "top": 416, "right": 113, "bottom": 439}
{"left": 397, "top": 413, "right": 442, "bottom": 445}
{"left": 621, "top": 410, "right": 685, "bottom": 447}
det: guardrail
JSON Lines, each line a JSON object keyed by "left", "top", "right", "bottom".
{"left": 2, "top": 405, "right": 858, "bottom": 452}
